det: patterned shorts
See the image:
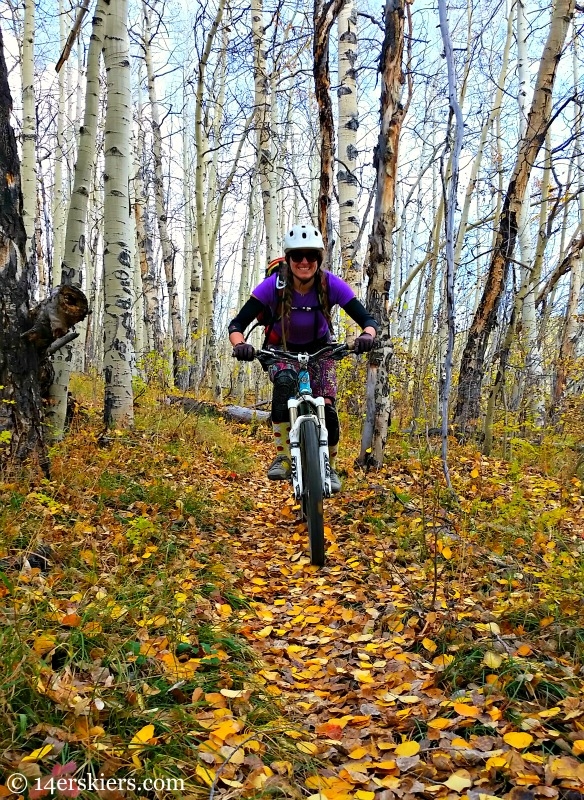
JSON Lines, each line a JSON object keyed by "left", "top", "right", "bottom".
{"left": 269, "top": 358, "right": 337, "bottom": 400}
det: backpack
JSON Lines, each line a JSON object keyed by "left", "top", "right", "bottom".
{"left": 245, "top": 257, "right": 333, "bottom": 347}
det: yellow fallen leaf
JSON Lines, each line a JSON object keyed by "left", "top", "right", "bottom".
{"left": 432, "top": 654, "right": 454, "bottom": 669}
{"left": 356, "top": 792, "right": 375, "bottom": 800}
{"left": 444, "top": 771, "right": 472, "bottom": 791}
{"left": 21, "top": 744, "right": 53, "bottom": 762}
{"left": 349, "top": 747, "right": 369, "bottom": 759}
{"left": 256, "top": 626, "right": 273, "bottom": 638}
{"left": 572, "top": 740, "right": 584, "bottom": 756}
{"left": 470, "top": 468, "right": 480, "bottom": 479}
{"left": 422, "top": 637, "right": 437, "bottom": 653}
{"left": 352, "top": 669, "right": 374, "bottom": 683}
{"left": 538, "top": 707, "right": 560, "bottom": 718}
{"left": 129, "top": 724, "right": 155, "bottom": 750}
{"left": 486, "top": 756, "right": 507, "bottom": 769}
{"left": 475, "top": 622, "right": 501, "bottom": 635}
{"left": 394, "top": 741, "right": 420, "bottom": 757}
{"left": 523, "top": 753, "right": 544, "bottom": 764}
{"left": 297, "top": 741, "right": 319, "bottom": 755}
{"left": 220, "top": 688, "right": 247, "bottom": 699}
{"left": 195, "top": 764, "right": 215, "bottom": 786}
{"left": 427, "top": 717, "right": 453, "bottom": 730}
{"left": 483, "top": 651, "right": 503, "bottom": 669}
{"left": 503, "top": 732, "right": 533, "bottom": 749}
{"left": 210, "top": 719, "right": 242, "bottom": 743}
{"left": 33, "top": 634, "right": 57, "bottom": 655}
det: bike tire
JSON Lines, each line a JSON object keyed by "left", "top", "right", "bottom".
{"left": 300, "top": 418, "right": 325, "bottom": 566}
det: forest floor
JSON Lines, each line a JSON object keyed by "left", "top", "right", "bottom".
{"left": 1, "top": 377, "right": 584, "bottom": 800}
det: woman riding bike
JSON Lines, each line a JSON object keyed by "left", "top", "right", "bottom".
{"left": 228, "top": 224, "right": 378, "bottom": 493}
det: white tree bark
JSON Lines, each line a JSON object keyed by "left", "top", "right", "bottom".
{"left": 252, "top": 0, "right": 278, "bottom": 262}
{"left": 21, "top": 0, "right": 36, "bottom": 266}
{"left": 142, "top": 2, "right": 186, "bottom": 389}
{"left": 338, "top": 0, "right": 360, "bottom": 293}
{"left": 46, "top": 0, "right": 108, "bottom": 441}
{"left": 133, "top": 74, "right": 164, "bottom": 356}
{"left": 437, "top": 0, "right": 464, "bottom": 490}
{"left": 102, "top": 0, "right": 135, "bottom": 427}
{"left": 52, "top": 0, "right": 67, "bottom": 286}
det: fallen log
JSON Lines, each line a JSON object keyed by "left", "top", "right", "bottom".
{"left": 166, "top": 397, "right": 270, "bottom": 424}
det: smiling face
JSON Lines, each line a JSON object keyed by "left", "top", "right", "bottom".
{"left": 288, "top": 249, "right": 321, "bottom": 286}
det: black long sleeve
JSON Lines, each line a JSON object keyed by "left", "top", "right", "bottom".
{"left": 342, "top": 297, "right": 379, "bottom": 332}
{"left": 228, "top": 296, "right": 266, "bottom": 335}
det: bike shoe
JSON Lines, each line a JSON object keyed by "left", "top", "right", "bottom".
{"left": 267, "top": 454, "right": 292, "bottom": 480}
{"left": 330, "top": 469, "right": 342, "bottom": 494}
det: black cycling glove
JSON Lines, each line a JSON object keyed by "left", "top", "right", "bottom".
{"left": 354, "top": 333, "right": 375, "bottom": 354}
{"left": 233, "top": 343, "right": 255, "bottom": 361}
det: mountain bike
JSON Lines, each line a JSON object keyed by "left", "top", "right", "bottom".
{"left": 255, "top": 343, "right": 351, "bottom": 567}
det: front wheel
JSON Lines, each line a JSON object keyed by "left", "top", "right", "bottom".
{"left": 300, "top": 418, "right": 325, "bottom": 566}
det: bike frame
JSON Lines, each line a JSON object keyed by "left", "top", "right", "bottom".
{"left": 287, "top": 354, "right": 332, "bottom": 499}
{"left": 256, "top": 344, "right": 348, "bottom": 500}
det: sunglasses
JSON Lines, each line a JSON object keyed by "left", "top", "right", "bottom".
{"left": 290, "top": 250, "right": 320, "bottom": 263}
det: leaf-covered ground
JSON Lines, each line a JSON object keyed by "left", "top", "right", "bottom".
{"left": 1, "top": 384, "right": 584, "bottom": 799}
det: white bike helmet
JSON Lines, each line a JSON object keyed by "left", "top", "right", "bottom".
{"left": 283, "top": 224, "right": 324, "bottom": 254}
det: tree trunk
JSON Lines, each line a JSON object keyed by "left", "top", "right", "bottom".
{"left": 358, "top": 0, "right": 406, "bottom": 468}
{"left": 454, "top": 0, "right": 575, "bottom": 434}
{"left": 52, "top": 0, "right": 66, "bottom": 286}
{"left": 338, "top": 0, "right": 360, "bottom": 295}
{"left": 102, "top": 0, "right": 135, "bottom": 427}
{"left": 21, "top": 0, "right": 37, "bottom": 268}
{"left": 252, "top": 0, "right": 279, "bottom": 262}
{"left": 0, "top": 23, "right": 46, "bottom": 472}
{"left": 313, "top": 0, "right": 346, "bottom": 256}
{"left": 47, "top": 0, "right": 107, "bottom": 441}
{"left": 142, "top": 2, "right": 186, "bottom": 389}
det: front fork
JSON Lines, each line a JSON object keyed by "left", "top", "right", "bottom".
{"left": 288, "top": 396, "right": 332, "bottom": 500}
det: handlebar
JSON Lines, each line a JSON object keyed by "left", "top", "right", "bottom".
{"left": 255, "top": 342, "right": 352, "bottom": 368}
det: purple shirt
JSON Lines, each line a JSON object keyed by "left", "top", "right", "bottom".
{"left": 252, "top": 272, "right": 355, "bottom": 344}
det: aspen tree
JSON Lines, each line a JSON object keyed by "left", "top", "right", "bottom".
{"left": 47, "top": 0, "right": 108, "bottom": 441}
{"left": 454, "top": 0, "right": 576, "bottom": 434}
{"left": 183, "top": 93, "right": 193, "bottom": 337}
{"left": 133, "top": 74, "right": 164, "bottom": 357}
{"left": 313, "top": 0, "right": 346, "bottom": 256}
{"left": 102, "top": 0, "right": 135, "bottom": 427}
{"left": 21, "top": 0, "right": 36, "bottom": 267}
{"left": 193, "top": 0, "right": 226, "bottom": 383}
{"left": 358, "top": 0, "right": 406, "bottom": 468}
{"left": 0, "top": 23, "right": 46, "bottom": 470}
{"left": 550, "top": 31, "right": 584, "bottom": 414}
{"left": 142, "top": 1, "right": 186, "bottom": 389}
{"left": 338, "top": 0, "right": 360, "bottom": 294}
{"left": 52, "top": 0, "right": 67, "bottom": 285}
{"left": 235, "top": 173, "right": 257, "bottom": 405}
{"left": 252, "top": 0, "right": 279, "bottom": 262}
{"left": 437, "top": 0, "right": 464, "bottom": 490}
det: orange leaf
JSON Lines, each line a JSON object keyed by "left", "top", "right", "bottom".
{"left": 453, "top": 702, "right": 481, "bottom": 718}
{"left": 316, "top": 722, "right": 344, "bottom": 739}
{"left": 61, "top": 613, "right": 82, "bottom": 627}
